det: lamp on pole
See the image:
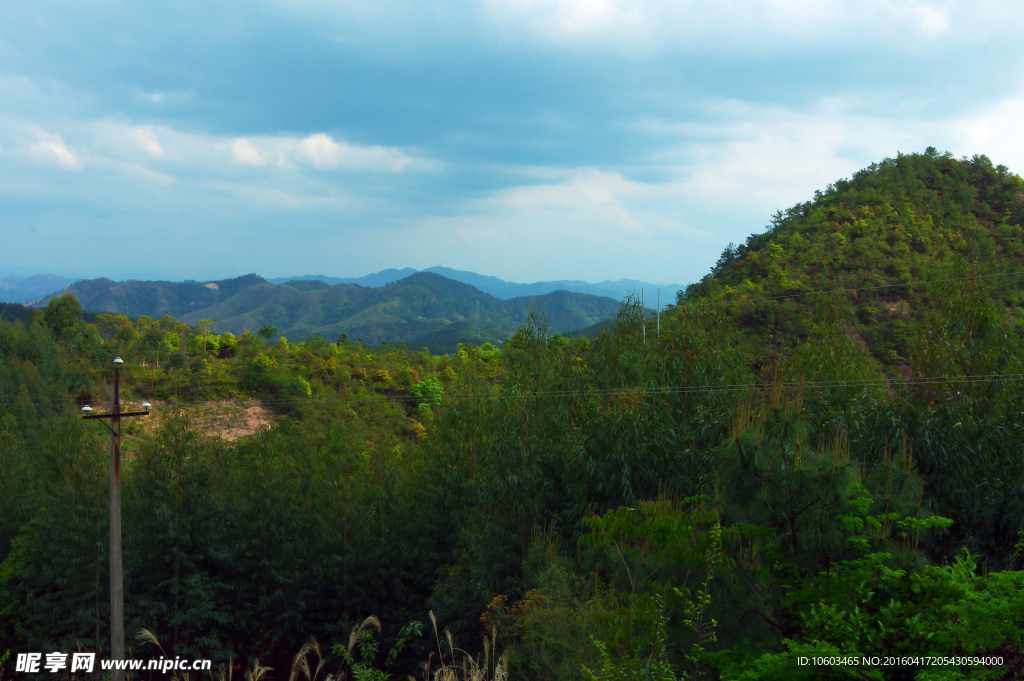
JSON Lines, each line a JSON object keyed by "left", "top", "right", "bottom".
{"left": 82, "top": 357, "right": 150, "bottom": 679}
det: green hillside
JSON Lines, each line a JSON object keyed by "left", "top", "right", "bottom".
{"left": 684, "top": 149, "right": 1024, "bottom": 370}
{"left": 36, "top": 272, "right": 620, "bottom": 350}
{"left": 281, "top": 279, "right": 332, "bottom": 292}
{"left": 44, "top": 274, "right": 268, "bottom": 319}
{"left": 179, "top": 272, "right": 619, "bottom": 349}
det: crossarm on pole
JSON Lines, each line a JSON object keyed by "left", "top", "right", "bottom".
{"left": 83, "top": 411, "right": 150, "bottom": 419}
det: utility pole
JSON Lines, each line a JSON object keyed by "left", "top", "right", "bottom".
{"left": 82, "top": 358, "right": 150, "bottom": 680}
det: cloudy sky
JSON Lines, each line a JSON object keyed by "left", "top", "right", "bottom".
{"left": 2, "top": 0, "right": 1023, "bottom": 285}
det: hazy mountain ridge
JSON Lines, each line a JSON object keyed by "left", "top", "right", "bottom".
{"left": 0, "top": 274, "right": 76, "bottom": 304}
{"left": 269, "top": 266, "right": 685, "bottom": 302}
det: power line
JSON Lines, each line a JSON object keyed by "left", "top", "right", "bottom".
{"left": 183, "top": 372, "right": 1024, "bottom": 405}
{"left": 6, "top": 371, "right": 1024, "bottom": 409}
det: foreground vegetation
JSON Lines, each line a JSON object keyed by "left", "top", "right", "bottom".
{"left": 4, "top": 151, "right": 1024, "bottom": 680}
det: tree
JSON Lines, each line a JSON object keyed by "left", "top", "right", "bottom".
{"left": 142, "top": 326, "right": 165, "bottom": 367}
{"left": 410, "top": 376, "right": 443, "bottom": 413}
{"left": 195, "top": 319, "right": 214, "bottom": 354}
{"left": 257, "top": 325, "right": 277, "bottom": 349}
{"left": 43, "top": 292, "right": 82, "bottom": 353}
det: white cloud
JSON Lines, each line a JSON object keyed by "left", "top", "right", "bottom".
{"left": 227, "top": 132, "right": 424, "bottom": 172}
{"left": 490, "top": 168, "right": 647, "bottom": 234}
{"left": 1, "top": 113, "right": 434, "bottom": 193}
{"left": 946, "top": 96, "right": 1024, "bottom": 171}
{"left": 27, "top": 129, "right": 79, "bottom": 169}
{"left": 913, "top": 2, "right": 951, "bottom": 37}
{"left": 489, "top": 0, "right": 650, "bottom": 41}
{"left": 127, "top": 127, "right": 164, "bottom": 158}
{"left": 295, "top": 133, "right": 410, "bottom": 170}
{"left": 116, "top": 161, "right": 174, "bottom": 185}
{"left": 231, "top": 138, "right": 264, "bottom": 166}
{"left": 85, "top": 121, "right": 185, "bottom": 164}
{"left": 397, "top": 167, "right": 693, "bottom": 282}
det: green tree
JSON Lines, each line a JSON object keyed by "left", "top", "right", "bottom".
{"left": 142, "top": 325, "right": 165, "bottom": 366}
{"left": 125, "top": 413, "right": 234, "bottom": 660}
{"left": 0, "top": 417, "right": 109, "bottom": 654}
{"left": 195, "top": 319, "right": 214, "bottom": 354}
{"left": 43, "top": 291, "right": 82, "bottom": 353}
{"left": 410, "top": 376, "right": 443, "bottom": 413}
{"left": 258, "top": 325, "right": 277, "bottom": 349}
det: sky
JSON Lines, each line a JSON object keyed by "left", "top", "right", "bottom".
{"left": 2, "top": 0, "right": 1024, "bottom": 285}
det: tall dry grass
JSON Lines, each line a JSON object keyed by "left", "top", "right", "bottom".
{"left": 281, "top": 612, "right": 507, "bottom": 681}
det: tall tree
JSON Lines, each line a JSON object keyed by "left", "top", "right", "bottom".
{"left": 43, "top": 292, "right": 82, "bottom": 353}
{"left": 257, "top": 325, "right": 277, "bottom": 349}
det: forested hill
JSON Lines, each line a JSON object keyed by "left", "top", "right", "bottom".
{"left": 49, "top": 274, "right": 269, "bottom": 319}
{"left": 38, "top": 271, "right": 620, "bottom": 349}
{"left": 178, "top": 273, "right": 618, "bottom": 347}
{"left": 682, "top": 149, "right": 1024, "bottom": 369}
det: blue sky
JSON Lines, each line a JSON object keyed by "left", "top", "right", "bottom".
{"left": 2, "top": 0, "right": 1023, "bottom": 285}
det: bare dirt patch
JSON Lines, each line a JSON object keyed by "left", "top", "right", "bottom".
{"left": 885, "top": 300, "right": 910, "bottom": 317}
{"left": 186, "top": 399, "right": 274, "bottom": 440}
{"left": 122, "top": 398, "right": 275, "bottom": 441}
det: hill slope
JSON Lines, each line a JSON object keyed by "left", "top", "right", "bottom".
{"left": 681, "top": 149, "right": 1024, "bottom": 368}
{"left": 41, "top": 274, "right": 269, "bottom": 319}
{"left": 36, "top": 271, "right": 620, "bottom": 348}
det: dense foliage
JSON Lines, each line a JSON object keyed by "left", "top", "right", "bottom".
{"left": 3, "top": 151, "right": 1024, "bottom": 680}
{"left": 686, "top": 148, "right": 1024, "bottom": 372}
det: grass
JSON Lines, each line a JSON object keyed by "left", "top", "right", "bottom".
{"left": 277, "top": 612, "right": 508, "bottom": 681}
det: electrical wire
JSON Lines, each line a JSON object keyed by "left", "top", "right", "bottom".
{"left": 3, "top": 372, "right": 1024, "bottom": 409}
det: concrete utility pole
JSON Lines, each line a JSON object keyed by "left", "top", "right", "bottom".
{"left": 82, "top": 358, "right": 150, "bottom": 681}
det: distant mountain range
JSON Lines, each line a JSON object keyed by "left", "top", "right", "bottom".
{"left": 34, "top": 272, "right": 624, "bottom": 350}
{"left": 12, "top": 267, "right": 684, "bottom": 305}
{"left": 267, "top": 267, "right": 684, "bottom": 302}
